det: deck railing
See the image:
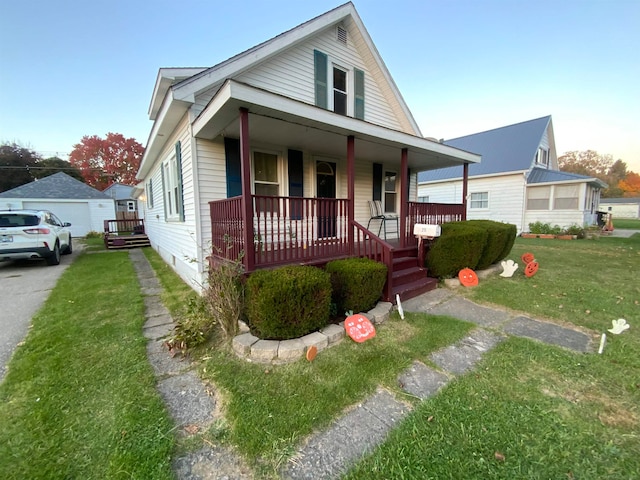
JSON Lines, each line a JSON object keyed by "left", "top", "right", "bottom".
{"left": 103, "top": 218, "right": 145, "bottom": 235}
{"left": 404, "top": 202, "right": 465, "bottom": 245}
{"left": 352, "top": 221, "right": 394, "bottom": 301}
{"left": 210, "top": 196, "right": 245, "bottom": 262}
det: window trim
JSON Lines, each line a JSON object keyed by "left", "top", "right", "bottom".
{"left": 252, "top": 149, "right": 283, "bottom": 214}
{"left": 384, "top": 170, "right": 397, "bottom": 213}
{"left": 469, "top": 191, "right": 489, "bottom": 209}
{"left": 330, "top": 63, "right": 349, "bottom": 116}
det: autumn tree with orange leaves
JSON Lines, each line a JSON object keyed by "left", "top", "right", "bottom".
{"left": 69, "top": 133, "right": 144, "bottom": 190}
{"left": 619, "top": 172, "right": 640, "bottom": 197}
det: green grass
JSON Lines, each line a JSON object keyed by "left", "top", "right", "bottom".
{"left": 0, "top": 252, "right": 174, "bottom": 479}
{"left": 613, "top": 218, "right": 640, "bottom": 229}
{"left": 345, "top": 235, "right": 640, "bottom": 479}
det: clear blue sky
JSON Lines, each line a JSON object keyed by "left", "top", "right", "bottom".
{"left": 1, "top": 0, "right": 639, "bottom": 172}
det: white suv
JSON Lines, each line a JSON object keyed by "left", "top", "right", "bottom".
{"left": 0, "top": 210, "right": 73, "bottom": 266}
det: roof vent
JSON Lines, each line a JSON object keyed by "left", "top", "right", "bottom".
{"left": 337, "top": 26, "right": 347, "bottom": 45}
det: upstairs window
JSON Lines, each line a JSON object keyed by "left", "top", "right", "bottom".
{"left": 333, "top": 67, "right": 347, "bottom": 115}
{"left": 535, "top": 147, "right": 549, "bottom": 166}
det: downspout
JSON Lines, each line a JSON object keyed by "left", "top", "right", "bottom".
{"left": 239, "top": 107, "right": 255, "bottom": 272}
{"left": 462, "top": 163, "right": 469, "bottom": 220}
{"left": 400, "top": 148, "right": 408, "bottom": 247}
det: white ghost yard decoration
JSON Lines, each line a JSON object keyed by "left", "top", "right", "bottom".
{"left": 608, "top": 318, "right": 630, "bottom": 335}
{"left": 499, "top": 259, "right": 518, "bottom": 278}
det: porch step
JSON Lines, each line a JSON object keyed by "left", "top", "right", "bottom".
{"left": 392, "top": 266, "right": 426, "bottom": 286}
{"left": 392, "top": 276, "right": 438, "bottom": 302}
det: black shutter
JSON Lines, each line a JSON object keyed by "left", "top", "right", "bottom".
{"left": 373, "top": 163, "right": 382, "bottom": 201}
{"left": 288, "top": 149, "right": 304, "bottom": 220}
{"left": 224, "top": 137, "right": 242, "bottom": 198}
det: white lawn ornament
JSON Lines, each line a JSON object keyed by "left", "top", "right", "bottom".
{"left": 396, "top": 294, "right": 405, "bottom": 320}
{"left": 499, "top": 259, "right": 518, "bottom": 278}
{"left": 608, "top": 318, "right": 630, "bottom": 335}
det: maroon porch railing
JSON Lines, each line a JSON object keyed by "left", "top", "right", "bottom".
{"left": 103, "top": 218, "right": 145, "bottom": 235}
{"left": 352, "top": 221, "right": 394, "bottom": 301}
{"left": 404, "top": 202, "right": 465, "bottom": 245}
{"left": 210, "top": 195, "right": 350, "bottom": 270}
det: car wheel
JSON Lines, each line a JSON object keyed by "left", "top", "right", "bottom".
{"left": 46, "top": 242, "right": 61, "bottom": 266}
{"left": 62, "top": 236, "right": 73, "bottom": 255}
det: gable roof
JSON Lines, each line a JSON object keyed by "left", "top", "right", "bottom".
{"left": 140, "top": 2, "right": 424, "bottom": 177}
{"left": 102, "top": 183, "right": 136, "bottom": 201}
{"left": 527, "top": 167, "right": 607, "bottom": 188}
{"left": 418, "top": 116, "right": 552, "bottom": 183}
{"left": 0, "top": 172, "right": 110, "bottom": 200}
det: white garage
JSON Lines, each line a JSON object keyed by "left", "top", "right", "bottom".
{"left": 0, "top": 172, "right": 115, "bottom": 236}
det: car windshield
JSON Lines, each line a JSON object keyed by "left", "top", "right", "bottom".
{"left": 0, "top": 214, "right": 40, "bottom": 227}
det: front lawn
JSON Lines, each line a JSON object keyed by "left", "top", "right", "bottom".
{"left": 613, "top": 218, "right": 640, "bottom": 229}
{"left": 0, "top": 251, "right": 174, "bottom": 479}
{"left": 345, "top": 234, "right": 640, "bottom": 479}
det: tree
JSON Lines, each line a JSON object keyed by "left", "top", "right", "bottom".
{"left": 619, "top": 172, "right": 640, "bottom": 197}
{"left": 32, "top": 157, "right": 85, "bottom": 182}
{"left": 558, "top": 150, "right": 631, "bottom": 198}
{"left": 0, "top": 143, "right": 39, "bottom": 193}
{"left": 69, "top": 133, "right": 144, "bottom": 190}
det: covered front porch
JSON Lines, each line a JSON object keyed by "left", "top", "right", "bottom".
{"left": 196, "top": 80, "right": 479, "bottom": 301}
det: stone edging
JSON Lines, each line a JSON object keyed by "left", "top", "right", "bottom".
{"left": 232, "top": 301, "right": 394, "bottom": 364}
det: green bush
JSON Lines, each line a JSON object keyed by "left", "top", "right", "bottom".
{"left": 245, "top": 265, "right": 331, "bottom": 340}
{"left": 529, "top": 221, "right": 563, "bottom": 235}
{"left": 425, "top": 223, "right": 487, "bottom": 278}
{"left": 466, "top": 220, "right": 516, "bottom": 269}
{"left": 325, "top": 257, "right": 387, "bottom": 314}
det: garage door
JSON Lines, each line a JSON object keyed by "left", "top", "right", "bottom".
{"left": 23, "top": 202, "right": 92, "bottom": 237}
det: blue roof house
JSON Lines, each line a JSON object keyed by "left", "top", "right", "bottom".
{"left": 417, "top": 116, "right": 607, "bottom": 232}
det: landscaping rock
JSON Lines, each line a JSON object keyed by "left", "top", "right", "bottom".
{"left": 173, "top": 446, "right": 253, "bottom": 480}
{"left": 232, "top": 333, "right": 259, "bottom": 357}
{"left": 320, "top": 324, "right": 344, "bottom": 344}
{"left": 427, "top": 297, "right": 510, "bottom": 327}
{"left": 503, "top": 316, "right": 592, "bottom": 352}
{"left": 251, "top": 339, "right": 279, "bottom": 363}
{"left": 431, "top": 328, "right": 505, "bottom": 375}
{"left": 367, "top": 301, "right": 393, "bottom": 324}
{"left": 278, "top": 338, "right": 305, "bottom": 362}
{"left": 301, "top": 331, "right": 329, "bottom": 351}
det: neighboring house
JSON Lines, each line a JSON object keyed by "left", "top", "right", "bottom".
{"left": 103, "top": 183, "right": 143, "bottom": 218}
{"left": 598, "top": 197, "right": 640, "bottom": 219}
{"left": 0, "top": 172, "right": 116, "bottom": 236}
{"left": 417, "top": 116, "right": 607, "bottom": 233}
{"left": 135, "top": 2, "right": 480, "bottom": 300}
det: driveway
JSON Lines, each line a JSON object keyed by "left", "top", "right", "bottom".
{"left": 0, "top": 243, "right": 84, "bottom": 382}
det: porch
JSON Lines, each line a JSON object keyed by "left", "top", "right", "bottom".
{"left": 210, "top": 195, "right": 465, "bottom": 302}
{"left": 103, "top": 218, "right": 151, "bottom": 249}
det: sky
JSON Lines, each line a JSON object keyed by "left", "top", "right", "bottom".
{"left": 1, "top": 0, "right": 639, "bottom": 172}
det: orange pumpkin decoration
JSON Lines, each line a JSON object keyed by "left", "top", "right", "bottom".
{"left": 306, "top": 345, "right": 318, "bottom": 362}
{"left": 521, "top": 252, "right": 535, "bottom": 264}
{"left": 344, "top": 314, "right": 376, "bottom": 343}
{"left": 458, "top": 268, "right": 479, "bottom": 287}
{"left": 524, "top": 261, "right": 539, "bottom": 277}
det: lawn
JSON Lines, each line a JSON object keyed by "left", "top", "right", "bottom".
{"left": 0, "top": 249, "right": 174, "bottom": 479}
{"left": 345, "top": 233, "right": 640, "bottom": 479}
{"left": 2, "top": 233, "right": 639, "bottom": 479}
{"left": 613, "top": 217, "right": 640, "bottom": 229}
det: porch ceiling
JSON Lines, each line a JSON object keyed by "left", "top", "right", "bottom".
{"left": 192, "top": 80, "right": 480, "bottom": 170}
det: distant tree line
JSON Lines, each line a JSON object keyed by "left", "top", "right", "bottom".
{"left": 558, "top": 150, "right": 639, "bottom": 197}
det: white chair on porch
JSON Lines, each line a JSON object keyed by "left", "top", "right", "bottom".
{"left": 366, "top": 200, "right": 398, "bottom": 239}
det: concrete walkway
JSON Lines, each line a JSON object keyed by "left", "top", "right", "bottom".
{"left": 129, "top": 250, "right": 594, "bottom": 480}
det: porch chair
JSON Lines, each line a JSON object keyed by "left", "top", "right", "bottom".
{"left": 366, "top": 200, "right": 398, "bottom": 239}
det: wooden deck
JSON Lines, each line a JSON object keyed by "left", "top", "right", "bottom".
{"left": 103, "top": 219, "right": 151, "bottom": 250}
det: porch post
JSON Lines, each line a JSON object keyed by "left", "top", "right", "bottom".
{"left": 239, "top": 107, "right": 255, "bottom": 271}
{"left": 347, "top": 135, "right": 355, "bottom": 252}
{"left": 399, "top": 148, "right": 409, "bottom": 247}
{"left": 462, "top": 162, "right": 469, "bottom": 221}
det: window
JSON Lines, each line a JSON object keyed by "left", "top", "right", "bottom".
{"left": 553, "top": 184, "right": 579, "bottom": 209}
{"left": 535, "top": 147, "right": 549, "bottom": 166}
{"left": 161, "top": 142, "right": 184, "bottom": 221}
{"left": 418, "top": 196, "right": 429, "bottom": 203}
{"left": 254, "top": 151, "right": 279, "bottom": 213}
{"left": 527, "top": 186, "right": 550, "bottom": 210}
{"left": 127, "top": 201, "right": 136, "bottom": 212}
{"left": 333, "top": 67, "right": 347, "bottom": 115}
{"left": 384, "top": 171, "right": 397, "bottom": 213}
{"left": 147, "top": 179, "right": 154, "bottom": 208}
{"left": 469, "top": 192, "right": 488, "bottom": 209}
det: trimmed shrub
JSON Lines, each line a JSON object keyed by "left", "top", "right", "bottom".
{"left": 466, "top": 220, "right": 516, "bottom": 269}
{"left": 325, "top": 257, "right": 387, "bottom": 314}
{"left": 496, "top": 222, "right": 518, "bottom": 260}
{"left": 245, "top": 265, "right": 331, "bottom": 340}
{"left": 425, "top": 223, "right": 487, "bottom": 278}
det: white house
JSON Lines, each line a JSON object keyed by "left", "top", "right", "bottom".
{"left": 135, "top": 2, "right": 480, "bottom": 300}
{"left": 0, "top": 172, "right": 116, "bottom": 237}
{"left": 417, "top": 116, "right": 606, "bottom": 233}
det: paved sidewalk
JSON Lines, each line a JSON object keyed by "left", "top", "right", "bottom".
{"left": 130, "top": 250, "right": 594, "bottom": 480}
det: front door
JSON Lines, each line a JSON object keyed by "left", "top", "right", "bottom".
{"left": 316, "top": 161, "right": 336, "bottom": 238}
